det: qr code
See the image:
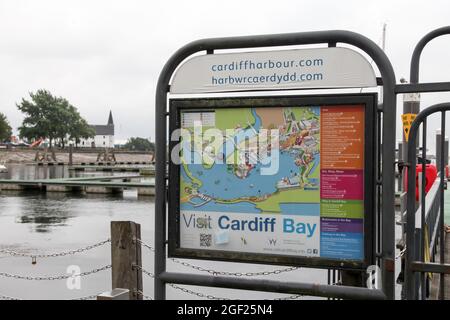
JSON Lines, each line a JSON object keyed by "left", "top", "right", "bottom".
{"left": 200, "top": 234, "right": 212, "bottom": 247}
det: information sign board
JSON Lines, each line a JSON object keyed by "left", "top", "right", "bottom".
{"left": 168, "top": 95, "right": 376, "bottom": 269}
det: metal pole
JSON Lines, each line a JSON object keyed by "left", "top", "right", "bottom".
{"left": 160, "top": 272, "right": 387, "bottom": 300}
{"left": 406, "top": 116, "right": 419, "bottom": 299}
{"left": 439, "top": 112, "right": 446, "bottom": 300}
{"left": 421, "top": 120, "right": 427, "bottom": 299}
{"left": 445, "top": 137, "right": 449, "bottom": 167}
{"left": 437, "top": 129, "right": 442, "bottom": 170}
{"left": 398, "top": 141, "right": 403, "bottom": 192}
{"left": 402, "top": 91, "right": 420, "bottom": 177}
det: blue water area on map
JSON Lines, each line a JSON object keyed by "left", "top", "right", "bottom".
{"left": 184, "top": 152, "right": 318, "bottom": 198}
{"left": 182, "top": 200, "right": 262, "bottom": 213}
{"left": 180, "top": 107, "right": 321, "bottom": 215}
{"left": 181, "top": 198, "right": 321, "bottom": 215}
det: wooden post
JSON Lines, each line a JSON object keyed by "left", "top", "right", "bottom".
{"left": 111, "top": 221, "right": 143, "bottom": 300}
{"left": 97, "top": 288, "right": 130, "bottom": 300}
{"left": 69, "top": 145, "right": 73, "bottom": 166}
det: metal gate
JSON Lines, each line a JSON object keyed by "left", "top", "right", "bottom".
{"left": 405, "top": 103, "right": 450, "bottom": 300}
{"left": 154, "top": 26, "right": 450, "bottom": 300}
{"left": 402, "top": 26, "right": 450, "bottom": 300}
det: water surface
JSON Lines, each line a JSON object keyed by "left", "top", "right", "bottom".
{"left": 0, "top": 164, "right": 327, "bottom": 300}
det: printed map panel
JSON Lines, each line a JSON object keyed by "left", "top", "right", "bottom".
{"left": 178, "top": 105, "right": 365, "bottom": 261}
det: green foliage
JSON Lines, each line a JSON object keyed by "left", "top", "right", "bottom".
{"left": 0, "top": 112, "right": 12, "bottom": 142}
{"left": 17, "top": 89, "right": 94, "bottom": 147}
{"left": 124, "top": 137, "right": 154, "bottom": 151}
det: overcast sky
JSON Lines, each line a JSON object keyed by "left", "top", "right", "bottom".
{"left": 1, "top": 0, "right": 450, "bottom": 149}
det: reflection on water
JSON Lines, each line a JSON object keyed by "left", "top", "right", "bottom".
{"left": 0, "top": 164, "right": 328, "bottom": 300}
{"left": 13, "top": 192, "right": 89, "bottom": 233}
{"left": 0, "top": 164, "right": 70, "bottom": 180}
{"left": 6, "top": 191, "right": 154, "bottom": 234}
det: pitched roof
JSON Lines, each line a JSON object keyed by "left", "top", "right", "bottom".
{"left": 89, "top": 110, "right": 115, "bottom": 136}
{"left": 91, "top": 125, "right": 114, "bottom": 136}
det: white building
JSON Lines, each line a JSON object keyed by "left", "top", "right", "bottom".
{"left": 79, "top": 111, "right": 115, "bottom": 148}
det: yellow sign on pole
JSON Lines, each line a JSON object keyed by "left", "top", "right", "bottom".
{"left": 401, "top": 113, "right": 417, "bottom": 142}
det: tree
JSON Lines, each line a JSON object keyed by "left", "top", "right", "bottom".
{"left": 124, "top": 137, "right": 155, "bottom": 151}
{"left": 17, "top": 89, "right": 94, "bottom": 148}
{"left": 0, "top": 112, "right": 12, "bottom": 142}
{"left": 69, "top": 116, "right": 96, "bottom": 148}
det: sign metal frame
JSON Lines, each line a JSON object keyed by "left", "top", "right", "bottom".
{"left": 155, "top": 30, "right": 398, "bottom": 300}
{"left": 168, "top": 93, "right": 377, "bottom": 270}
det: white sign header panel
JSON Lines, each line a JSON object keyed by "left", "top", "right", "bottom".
{"left": 170, "top": 47, "right": 377, "bottom": 94}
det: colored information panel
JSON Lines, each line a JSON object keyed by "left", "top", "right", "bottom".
{"left": 173, "top": 99, "right": 368, "bottom": 266}
{"left": 320, "top": 106, "right": 365, "bottom": 260}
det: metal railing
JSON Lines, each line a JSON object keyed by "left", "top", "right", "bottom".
{"left": 405, "top": 103, "right": 450, "bottom": 300}
{"left": 424, "top": 179, "right": 442, "bottom": 258}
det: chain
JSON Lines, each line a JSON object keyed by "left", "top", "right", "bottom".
{"left": 136, "top": 239, "right": 155, "bottom": 252}
{"left": 171, "top": 259, "right": 298, "bottom": 277}
{"left": 135, "top": 290, "right": 153, "bottom": 300}
{"left": 396, "top": 248, "right": 406, "bottom": 260}
{"left": 0, "top": 239, "right": 111, "bottom": 259}
{"left": 71, "top": 293, "right": 104, "bottom": 301}
{"left": 133, "top": 262, "right": 299, "bottom": 300}
{"left": 138, "top": 239, "right": 299, "bottom": 277}
{"left": 168, "top": 284, "right": 302, "bottom": 300}
{"left": 133, "top": 265, "right": 154, "bottom": 278}
{"left": 136, "top": 240, "right": 303, "bottom": 300}
{"left": 273, "top": 294, "right": 303, "bottom": 300}
{"left": 1, "top": 292, "right": 105, "bottom": 300}
{"left": 0, "top": 294, "right": 20, "bottom": 300}
{"left": 0, "top": 265, "right": 111, "bottom": 281}
{"left": 137, "top": 265, "right": 303, "bottom": 300}
{"left": 169, "top": 284, "right": 231, "bottom": 300}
